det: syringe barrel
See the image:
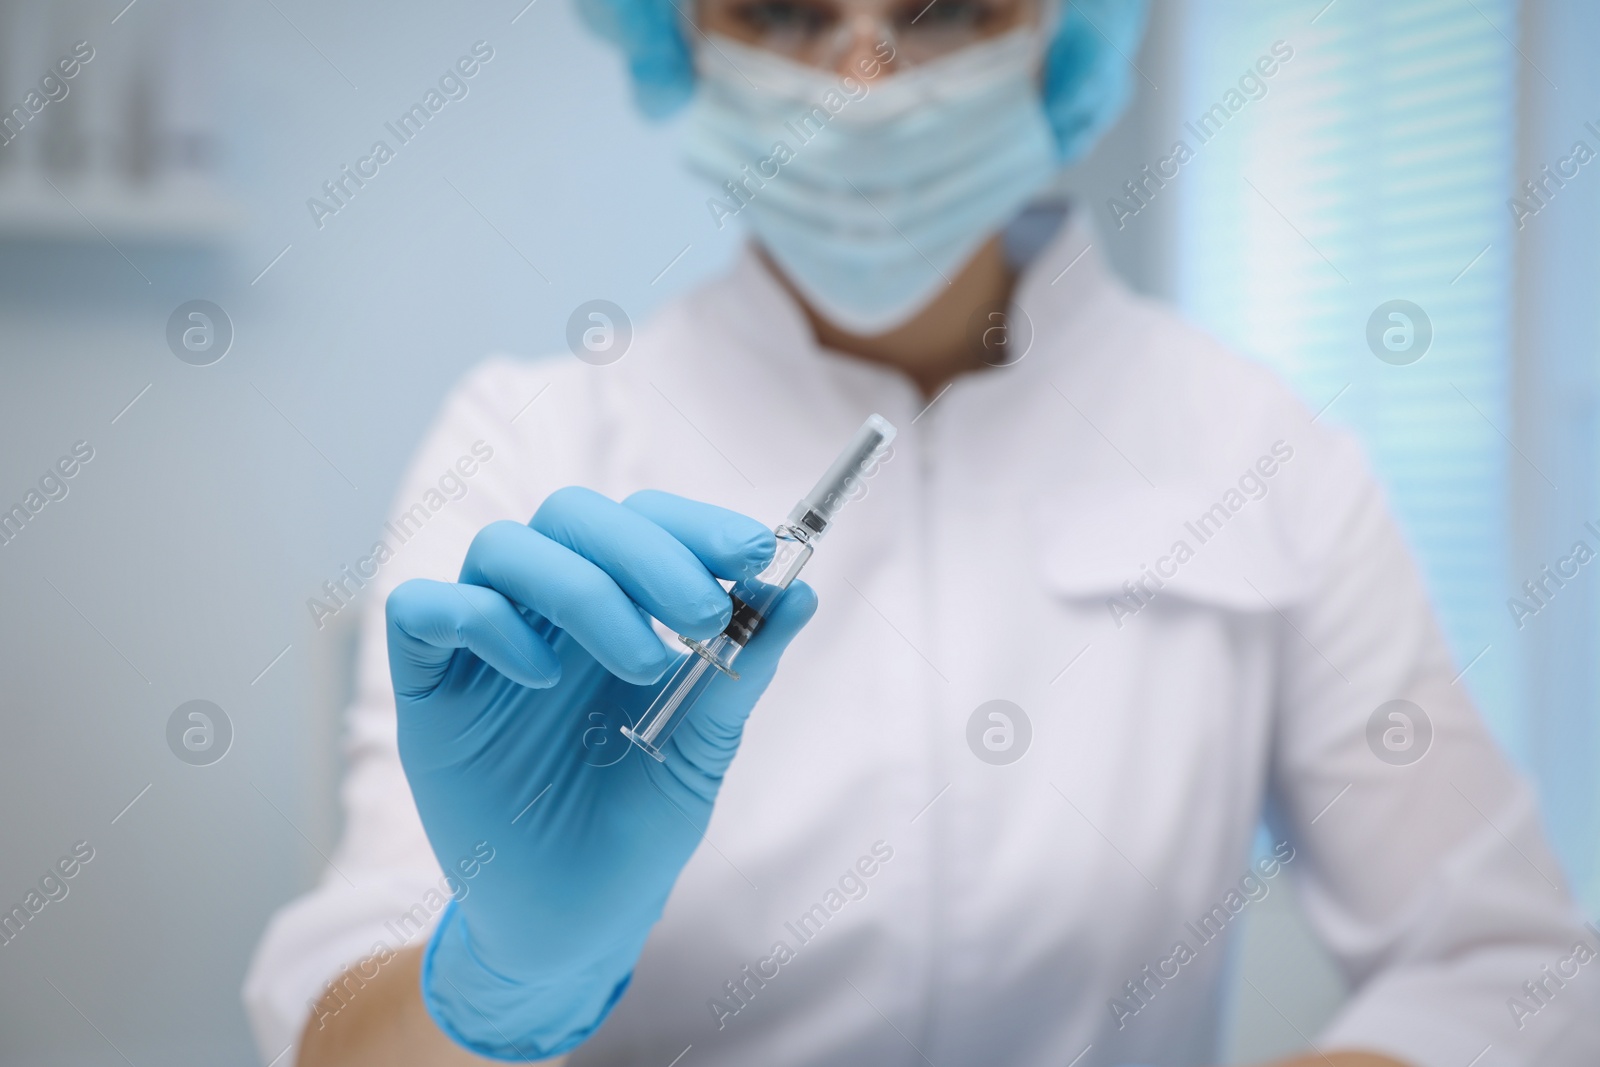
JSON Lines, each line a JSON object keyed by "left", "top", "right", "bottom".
{"left": 688, "top": 413, "right": 895, "bottom": 676}
{"left": 786, "top": 414, "right": 896, "bottom": 541}
{"left": 620, "top": 652, "right": 721, "bottom": 761}
{"left": 621, "top": 413, "right": 897, "bottom": 763}
{"left": 682, "top": 527, "right": 813, "bottom": 676}
{"left": 625, "top": 528, "right": 814, "bottom": 759}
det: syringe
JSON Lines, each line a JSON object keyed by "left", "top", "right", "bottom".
{"left": 620, "top": 413, "right": 897, "bottom": 761}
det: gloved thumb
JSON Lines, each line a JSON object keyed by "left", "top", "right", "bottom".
{"left": 662, "top": 581, "right": 818, "bottom": 779}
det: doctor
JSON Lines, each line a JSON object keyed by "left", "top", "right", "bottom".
{"left": 246, "top": 1, "right": 1600, "bottom": 1065}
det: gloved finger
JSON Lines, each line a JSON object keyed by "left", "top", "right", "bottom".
{"left": 533, "top": 486, "right": 742, "bottom": 638}
{"left": 622, "top": 489, "right": 776, "bottom": 582}
{"left": 665, "top": 580, "right": 818, "bottom": 778}
{"left": 386, "top": 579, "right": 562, "bottom": 699}
{"left": 460, "top": 519, "right": 676, "bottom": 684}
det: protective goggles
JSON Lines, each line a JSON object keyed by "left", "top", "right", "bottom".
{"left": 693, "top": 0, "right": 1049, "bottom": 68}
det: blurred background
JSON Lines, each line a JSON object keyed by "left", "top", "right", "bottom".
{"left": 0, "top": 0, "right": 1596, "bottom": 1063}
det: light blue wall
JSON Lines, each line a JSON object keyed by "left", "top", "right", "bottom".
{"left": 1510, "top": 0, "right": 1600, "bottom": 917}
{"left": 0, "top": 2, "right": 739, "bottom": 1063}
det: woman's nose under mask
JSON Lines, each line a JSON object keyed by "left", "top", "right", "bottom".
{"left": 682, "top": 26, "right": 1060, "bottom": 335}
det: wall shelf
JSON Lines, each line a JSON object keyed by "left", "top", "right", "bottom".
{"left": 0, "top": 176, "right": 243, "bottom": 245}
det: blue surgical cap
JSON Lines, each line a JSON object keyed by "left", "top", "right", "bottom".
{"left": 574, "top": 0, "right": 1150, "bottom": 162}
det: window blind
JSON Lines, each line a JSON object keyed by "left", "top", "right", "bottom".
{"left": 1173, "top": 0, "right": 1521, "bottom": 750}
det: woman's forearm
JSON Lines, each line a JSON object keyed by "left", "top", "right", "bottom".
{"left": 296, "top": 942, "right": 567, "bottom": 1067}
{"left": 292, "top": 939, "right": 1409, "bottom": 1067}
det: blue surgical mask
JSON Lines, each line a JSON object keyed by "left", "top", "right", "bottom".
{"left": 683, "top": 29, "right": 1059, "bottom": 336}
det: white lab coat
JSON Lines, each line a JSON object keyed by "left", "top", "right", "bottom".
{"left": 243, "top": 213, "right": 1600, "bottom": 1067}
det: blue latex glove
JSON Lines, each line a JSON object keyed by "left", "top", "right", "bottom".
{"left": 385, "top": 487, "right": 817, "bottom": 1060}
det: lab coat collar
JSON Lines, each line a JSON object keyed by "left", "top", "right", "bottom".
{"left": 697, "top": 202, "right": 1115, "bottom": 414}
{"left": 1007, "top": 203, "right": 1117, "bottom": 371}
{"left": 693, "top": 211, "right": 1316, "bottom": 612}
{"left": 659, "top": 206, "right": 1314, "bottom": 614}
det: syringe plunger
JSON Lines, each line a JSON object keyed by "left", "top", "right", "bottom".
{"left": 786, "top": 413, "right": 896, "bottom": 541}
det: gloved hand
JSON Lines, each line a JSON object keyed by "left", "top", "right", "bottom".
{"left": 385, "top": 487, "right": 817, "bottom": 1060}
